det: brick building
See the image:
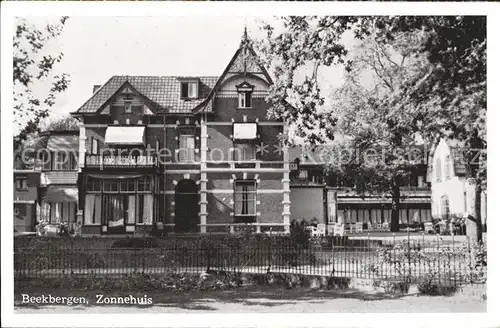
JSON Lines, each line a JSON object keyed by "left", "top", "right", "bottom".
{"left": 71, "top": 31, "right": 291, "bottom": 235}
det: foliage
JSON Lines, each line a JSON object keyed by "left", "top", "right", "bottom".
{"left": 364, "top": 239, "right": 487, "bottom": 289}
{"left": 13, "top": 17, "right": 70, "bottom": 151}
{"left": 257, "top": 16, "right": 371, "bottom": 144}
{"left": 259, "top": 16, "right": 485, "bottom": 236}
{"left": 40, "top": 114, "right": 80, "bottom": 132}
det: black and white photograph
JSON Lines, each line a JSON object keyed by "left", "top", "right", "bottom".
{"left": 1, "top": 2, "right": 497, "bottom": 328}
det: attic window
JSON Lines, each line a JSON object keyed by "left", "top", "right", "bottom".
{"left": 236, "top": 82, "right": 254, "bottom": 109}
{"left": 180, "top": 81, "right": 199, "bottom": 99}
{"left": 124, "top": 101, "right": 132, "bottom": 113}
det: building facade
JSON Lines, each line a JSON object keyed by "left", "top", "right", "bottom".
{"left": 14, "top": 130, "right": 79, "bottom": 234}
{"left": 38, "top": 131, "right": 79, "bottom": 230}
{"left": 430, "top": 138, "right": 487, "bottom": 231}
{"left": 289, "top": 145, "right": 432, "bottom": 231}
{"left": 72, "top": 32, "right": 291, "bottom": 235}
{"left": 14, "top": 169, "right": 40, "bottom": 233}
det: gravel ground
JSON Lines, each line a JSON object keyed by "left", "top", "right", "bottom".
{"left": 15, "top": 285, "right": 486, "bottom": 313}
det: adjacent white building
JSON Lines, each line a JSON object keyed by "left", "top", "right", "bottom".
{"left": 429, "top": 139, "right": 486, "bottom": 232}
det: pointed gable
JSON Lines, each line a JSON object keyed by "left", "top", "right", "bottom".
{"left": 193, "top": 28, "right": 273, "bottom": 114}
{"left": 221, "top": 28, "right": 273, "bottom": 85}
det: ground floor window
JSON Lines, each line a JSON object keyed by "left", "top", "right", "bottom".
{"left": 441, "top": 195, "right": 450, "bottom": 220}
{"left": 84, "top": 193, "right": 153, "bottom": 227}
{"left": 338, "top": 206, "right": 432, "bottom": 224}
{"left": 234, "top": 180, "right": 257, "bottom": 223}
{"left": 41, "top": 201, "right": 77, "bottom": 224}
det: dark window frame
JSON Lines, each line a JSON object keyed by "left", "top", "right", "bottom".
{"left": 233, "top": 180, "right": 257, "bottom": 223}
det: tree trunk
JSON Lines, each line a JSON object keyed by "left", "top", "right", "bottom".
{"left": 474, "top": 180, "right": 483, "bottom": 243}
{"left": 391, "top": 179, "right": 400, "bottom": 232}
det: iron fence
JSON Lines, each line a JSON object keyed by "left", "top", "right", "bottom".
{"left": 14, "top": 235, "right": 486, "bottom": 286}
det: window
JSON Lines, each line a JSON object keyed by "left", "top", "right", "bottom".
{"left": 178, "top": 135, "right": 195, "bottom": 162}
{"left": 464, "top": 191, "right": 467, "bottom": 213}
{"left": 120, "top": 180, "right": 136, "bottom": 193}
{"left": 441, "top": 195, "right": 450, "bottom": 220}
{"left": 86, "top": 177, "right": 102, "bottom": 192}
{"left": 180, "top": 82, "right": 198, "bottom": 99}
{"left": 299, "top": 170, "right": 308, "bottom": 179}
{"left": 137, "top": 175, "right": 152, "bottom": 192}
{"left": 417, "top": 176, "right": 425, "bottom": 188}
{"left": 53, "top": 152, "right": 74, "bottom": 171}
{"left": 234, "top": 143, "right": 256, "bottom": 162}
{"left": 41, "top": 152, "right": 52, "bottom": 170}
{"left": 444, "top": 155, "right": 451, "bottom": 180}
{"left": 137, "top": 194, "right": 145, "bottom": 224}
{"left": 91, "top": 137, "right": 99, "bottom": 155}
{"left": 103, "top": 180, "right": 119, "bottom": 192}
{"left": 16, "top": 177, "right": 28, "bottom": 190}
{"left": 238, "top": 91, "right": 252, "bottom": 108}
{"left": 124, "top": 101, "right": 132, "bottom": 113}
{"left": 435, "top": 158, "right": 442, "bottom": 182}
{"left": 234, "top": 180, "right": 257, "bottom": 222}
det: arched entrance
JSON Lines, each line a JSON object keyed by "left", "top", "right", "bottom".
{"left": 174, "top": 179, "right": 199, "bottom": 233}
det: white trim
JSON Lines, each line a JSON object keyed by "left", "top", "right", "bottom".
{"left": 204, "top": 168, "right": 286, "bottom": 173}
{"left": 206, "top": 189, "right": 286, "bottom": 194}
{"left": 13, "top": 169, "right": 40, "bottom": 174}
{"left": 14, "top": 200, "right": 35, "bottom": 204}
{"left": 199, "top": 223, "right": 288, "bottom": 227}
{"left": 165, "top": 170, "right": 201, "bottom": 174}
{"left": 206, "top": 121, "right": 283, "bottom": 126}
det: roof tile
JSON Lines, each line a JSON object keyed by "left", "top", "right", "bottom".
{"left": 76, "top": 76, "right": 218, "bottom": 114}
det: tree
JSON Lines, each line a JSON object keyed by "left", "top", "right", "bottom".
{"left": 325, "top": 31, "right": 430, "bottom": 232}
{"left": 13, "top": 17, "right": 70, "bottom": 152}
{"left": 382, "top": 16, "right": 486, "bottom": 241}
{"left": 259, "top": 16, "right": 486, "bottom": 239}
{"left": 41, "top": 114, "right": 80, "bottom": 132}
{"left": 259, "top": 16, "right": 486, "bottom": 237}
{"left": 257, "top": 17, "right": 371, "bottom": 145}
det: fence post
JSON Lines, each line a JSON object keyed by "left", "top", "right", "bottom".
{"left": 407, "top": 227, "right": 411, "bottom": 285}
{"left": 467, "top": 236, "right": 472, "bottom": 285}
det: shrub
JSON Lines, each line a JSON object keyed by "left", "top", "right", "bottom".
{"left": 364, "top": 239, "right": 487, "bottom": 289}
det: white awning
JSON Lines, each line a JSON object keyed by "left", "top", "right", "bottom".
{"left": 105, "top": 126, "right": 145, "bottom": 145}
{"left": 47, "top": 135, "right": 79, "bottom": 151}
{"left": 233, "top": 123, "right": 257, "bottom": 140}
{"left": 45, "top": 185, "right": 78, "bottom": 202}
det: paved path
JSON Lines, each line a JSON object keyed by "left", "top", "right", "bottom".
{"left": 15, "top": 291, "right": 486, "bottom": 313}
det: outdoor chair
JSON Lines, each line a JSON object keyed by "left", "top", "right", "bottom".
{"left": 424, "top": 222, "right": 434, "bottom": 234}
{"left": 366, "top": 222, "right": 372, "bottom": 231}
{"left": 354, "top": 222, "right": 363, "bottom": 233}
{"left": 333, "top": 223, "right": 344, "bottom": 236}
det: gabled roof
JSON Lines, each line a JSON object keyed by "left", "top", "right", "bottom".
{"left": 193, "top": 29, "right": 274, "bottom": 114}
{"left": 73, "top": 29, "right": 274, "bottom": 116}
{"left": 73, "top": 76, "right": 218, "bottom": 115}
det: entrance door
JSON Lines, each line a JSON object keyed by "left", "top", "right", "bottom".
{"left": 174, "top": 179, "right": 199, "bottom": 233}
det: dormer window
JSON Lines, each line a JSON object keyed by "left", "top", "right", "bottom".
{"left": 236, "top": 81, "right": 254, "bottom": 109}
{"left": 180, "top": 80, "right": 199, "bottom": 99}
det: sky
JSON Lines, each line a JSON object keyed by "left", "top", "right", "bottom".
{"left": 21, "top": 16, "right": 351, "bottom": 121}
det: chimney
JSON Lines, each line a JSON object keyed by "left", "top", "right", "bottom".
{"left": 93, "top": 85, "right": 102, "bottom": 93}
